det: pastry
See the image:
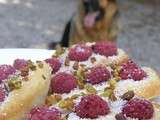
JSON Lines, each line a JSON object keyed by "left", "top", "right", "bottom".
{"left": 0, "top": 60, "right": 52, "bottom": 120}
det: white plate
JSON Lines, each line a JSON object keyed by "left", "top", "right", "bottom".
{"left": 0, "top": 49, "right": 54, "bottom": 64}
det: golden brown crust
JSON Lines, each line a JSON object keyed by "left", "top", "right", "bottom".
{"left": 0, "top": 62, "right": 52, "bottom": 120}
{"left": 115, "top": 67, "right": 160, "bottom": 99}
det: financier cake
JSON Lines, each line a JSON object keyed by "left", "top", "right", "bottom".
{"left": 27, "top": 41, "right": 160, "bottom": 120}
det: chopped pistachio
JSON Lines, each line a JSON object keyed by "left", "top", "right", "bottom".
{"left": 7, "top": 77, "right": 22, "bottom": 91}
{"left": 20, "top": 67, "right": 29, "bottom": 77}
{"left": 54, "top": 45, "right": 66, "bottom": 57}
{"left": 64, "top": 57, "right": 70, "bottom": 66}
{"left": 101, "top": 89, "right": 113, "bottom": 97}
{"left": 28, "top": 60, "right": 36, "bottom": 71}
{"left": 121, "top": 91, "right": 135, "bottom": 101}
{"left": 73, "top": 62, "right": 79, "bottom": 70}
{"left": 115, "top": 113, "right": 127, "bottom": 120}
{"left": 46, "top": 94, "right": 62, "bottom": 106}
{"left": 70, "top": 94, "right": 80, "bottom": 100}
{"left": 58, "top": 98, "right": 75, "bottom": 111}
{"left": 42, "top": 75, "right": 46, "bottom": 80}
{"left": 36, "top": 61, "right": 44, "bottom": 68}
{"left": 90, "top": 57, "right": 96, "bottom": 64}
{"left": 109, "top": 78, "right": 117, "bottom": 88}
{"left": 109, "top": 92, "right": 117, "bottom": 101}
{"left": 77, "top": 79, "right": 85, "bottom": 89}
{"left": 84, "top": 84, "right": 97, "bottom": 94}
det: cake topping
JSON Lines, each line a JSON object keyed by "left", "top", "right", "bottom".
{"left": 115, "top": 113, "right": 126, "bottom": 120}
{"left": 75, "top": 95, "right": 110, "bottom": 119}
{"left": 93, "top": 41, "right": 117, "bottom": 57}
{"left": 86, "top": 66, "right": 111, "bottom": 84}
{"left": 84, "top": 84, "right": 97, "bottom": 94}
{"left": 121, "top": 91, "right": 135, "bottom": 101}
{"left": 46, "top": 94, "right": 62, "bottom": 106}
{"left": 122, "top": 98, "right": 154, "bottom": 120}
{"left": 90, "top": 57, "right": 96, "bottom": 64}
{"left": 51, "top": 72, "right": 77, "bottom": 94}
{"left": 0, "top": 87, "right": 6, "bottom": 102}
{"left": 36, "top": 61, "right": 44, "bottom": 68}
{"left": 68, "top": 44, "right": 92, "bottom": 61}
{"left": 45, "top": 57, "right": 61, "bottom": 73}
{"left": 7, "top": 76, "right": 22, "bottom": 91}
{"left": 64, "top": 57, "right": 70, "bottom": 66}
{"left": 27, "top": 106, "right": 61, "bottom": 120}
{"left": 0, "top": 65, "right": 16, "bottom": 82}
{"left": 120, "top": 60, "right": 147, "bottom": 81}
{"left": 58, "top": 98, "right": 75, "bottom": 111}
{"left": 28, "top": 60, "right": 37, "bottom": 71}
{"left": 13, "top": 59, "right": 28, "bottom": 70}
{"left": 20, "top": 67, "right": 29, "bottom": 77}
{"left": 54, "top": 45, "right": 66, "bottom": 57}
{"left": 73, "top": 62, "right": 79, "bottom": 70}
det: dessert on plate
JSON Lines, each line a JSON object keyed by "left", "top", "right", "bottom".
{"left": 0, "top": 60, "right": 52, "bottom": 120}
{"left": 0, "top": 41, "right": 160, "bottom": 120}
{"left": 26, "top": 41, "right": 160, "bottom": 120}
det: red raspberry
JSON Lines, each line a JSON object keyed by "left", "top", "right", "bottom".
{"left": 75, "top": 95, "right": 110, "bottom": 119}
{"left": 0, "top": 87, "right": 6, "bottom": 102}
{"left": 93, "top": 41, "right": 117, "bottom": 57}
{"left": 68, "top": 44, "right": 92, "bottom": 61}
{"left": 122, "top": 98, "right": 154, "bottom": 120}
{"left": 13, "top": 59, "right": 28, "bottom": 70}
{"left": 121, "top": 60, "right": 138, "bottom": 70}
{"left": 87, "top": 66, "right": 111, "bottom": 84}
{"left": 27, "top": 106, "right": 61, "bottom": 120}
{"left": 51, "top": 72, "right": 77, "bottom": 94}
{"left": 45, "top": 57, "right": 61, "bottom": 73}
{"left": 0, "top": 65, "right": 16, "bottom": 82}
{"left": 120, "top": 60, "right": 147, "bottom": 81}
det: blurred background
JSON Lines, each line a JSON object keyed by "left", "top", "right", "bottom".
{"left": 0, "top": 0, "right": 159, "bottom": 70}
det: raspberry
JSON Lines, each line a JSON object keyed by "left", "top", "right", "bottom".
{"left": 0, "top": 65, "right": 16, "bottom": 82}
{"left": 93, "top": 41, "right": 117, "bottom": 57}
{"left": 87, "top": 66, "right": 111, "bottom": 84}
{"left": 75, "top": 95, "right": 110, "bottom": 119}
{"left": 51, "top": 72, "right": 77, "bottom": 94}
{"left": 13, "top": 59, "right": 28, "bottom": 70}
{"left": 121, "top": 60, "right": 138, "bottom": 70}
{"left": 45, "top": 57, "right": 61, "bottom": 73}
{"left": 0, "top": 87, "right": 6, "bottom": 102}
{"left": 122, "top": 98, "right": 154, "bottom": 120}
{"left": 120, "top": 60, "right": 147, "bottom": 81}
{"left": 68, "top": 44, "right": 92, "bottom": 61}
{"left": 27, "top": 106, "right": 61, "bottom": 120}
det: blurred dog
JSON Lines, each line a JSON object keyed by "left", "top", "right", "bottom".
{"left": 60, "top": 0, "right": 119, "bottom": 47}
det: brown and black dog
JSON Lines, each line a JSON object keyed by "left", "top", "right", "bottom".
{"left": 60, "top": 0, "right": 119, "bottom": 47}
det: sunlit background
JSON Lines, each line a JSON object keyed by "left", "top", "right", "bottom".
{"left": 0, "top": 0, "right": 159, "bottom": 70}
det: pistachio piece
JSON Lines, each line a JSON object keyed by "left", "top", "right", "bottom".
{"left": 90, "top": 57, "right": 96, "bottom": 64}
{"left": 64, "top": 57, "right": 70, "bottom": 66}
{"left": 54, "top": 45, "right": 66, "bottom": 57}
{"left": 73, "top": 62, "right": 79, "bottom": 70}
{"left": 7, "top": 77, "right": 22, "bottom": 91}
{"left": 84, "top": 84, "right": 97, "bottom": 94}
{"left": 115, "top": 113, "right": 126, "bottom": 120}
{"left": 101, "top": 89, "right": 113, "bottom": 97}
{"left": 36, "top": 61, "right": 44, "bottom": 68}
{"left": 121, "top": 91, "right": 135, "bottom": 101}
{"left": 109, "top": 92, "right": 117, "bottom": 101}
{"left": 28, "top": 60, "right": 36, "bottom": 71}
{"left": 58, "top": 98, "right": 75, "bottom": 111}
{"left": 46, "top": 94, "right": 62, "bottom": 106}
{"left": 20, "top": 67, "right": 29, "bottom": 77}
